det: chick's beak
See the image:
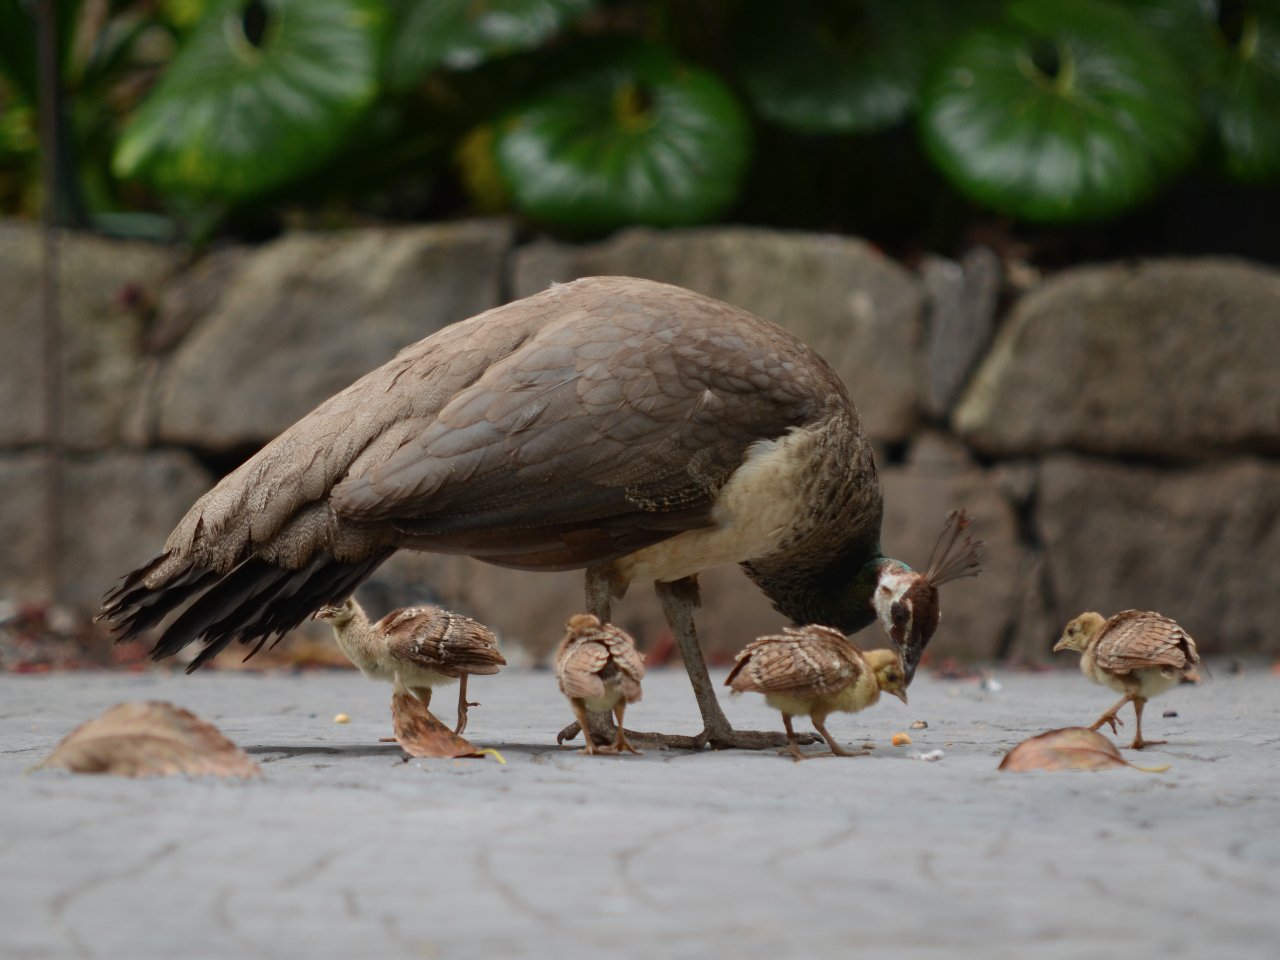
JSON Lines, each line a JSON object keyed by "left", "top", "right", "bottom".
{"left": 893, "top": 690, "right": 909, "bottom": 705}
{"left": 1052, "top": 637, "right": 1068, "bottom": 652}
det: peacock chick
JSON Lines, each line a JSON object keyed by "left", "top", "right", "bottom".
{"left": 726, "top": 625, "right": 908, "bottom": 761}
{"left": 554, "top": 614, "right": 645, "bottom": 755}
{"left": 1054, "top": 610, "right": 1200, "bottom": 750}
{"left": 314, "top": 597, "right": 505, "bottom": 735}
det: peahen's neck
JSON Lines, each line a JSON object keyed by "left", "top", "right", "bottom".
{"left": 740, "top": 408, "right": 889, "bottom": 635}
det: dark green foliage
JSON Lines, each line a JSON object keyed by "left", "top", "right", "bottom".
{"left": 3, "top": 0, "right": 1277, "bottom": 242}
{"left": 734, "top": 0, "right": 990, "bottom": 135}
{"left": 387, "top": 0, "right": 593, "bottom": 91}
{"left": 493, "top": 41, "right": 750, "bottom": 230}
{"left": 1128, "top": 0, "right": 1280, "bottom": 182}
{"left": 113, "top": 0, "right": 383, "bottom": 201}
{"left": 920, "top": 0, "right": 1203, "bottom": 221}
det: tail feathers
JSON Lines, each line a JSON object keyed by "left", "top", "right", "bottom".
{"left": 99, "top": 548, "right": 394, "bottom": 673}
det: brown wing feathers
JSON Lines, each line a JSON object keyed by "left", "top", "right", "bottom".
{"left": 99, "top": 277, "right": 841, "bottom": 668}
{"left": 1094, "top": 611, "right": 1200, "bottom": 675}
{"left": 555, "top": 615, "right": 645, "bottom": 704}
{"left": 382, "top": 606, "right": 506, "bottom": 676}
{"left": 727, "top": 626, "right": 861, "bottom": 699}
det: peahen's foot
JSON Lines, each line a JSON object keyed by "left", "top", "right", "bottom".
{"left": 557, "top": 717, "right": 820, "bottom": 752}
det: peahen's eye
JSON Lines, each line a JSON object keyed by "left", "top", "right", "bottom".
{"left": 891, "top": 603, "right": 908, "bottom": 626}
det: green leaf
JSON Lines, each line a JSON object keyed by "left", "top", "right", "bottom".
{"left": 113, "top": 0, "right": 382, "bottom": 201}
{"left": 1128, "top": 0, "right": 1280, "bottom": 182}
{"left": 493, "top": 41, "right": 751, "bottom": 230}
{"left": 734, "top": 0, "right": 995, "bottom": 135}
{"left": 387, "top": 0, "right": 593, "bottom": 91}
{"left": 919, "top": 0, "right": 1203, "bottom": 222}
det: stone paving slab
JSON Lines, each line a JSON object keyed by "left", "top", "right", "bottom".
{"left": 1, "top": 665, "right": 1278, "bottom": 960}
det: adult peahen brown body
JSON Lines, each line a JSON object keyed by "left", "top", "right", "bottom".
{"left": 100, "top": 276, "right": 979, "bottom": 749}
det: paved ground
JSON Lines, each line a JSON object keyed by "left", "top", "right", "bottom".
{"left": 1, "top": 663, "right": 1278, "bottom": 960}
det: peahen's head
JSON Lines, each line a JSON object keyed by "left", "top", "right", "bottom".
{"left": 869, "top": 510, "right": 984, "bottom": 686}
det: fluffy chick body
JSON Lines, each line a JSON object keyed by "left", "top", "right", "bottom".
{"left": 554, "top": 614, "right": 645, "bottom": 755}
{"left": 1055, "top": 609, "right": 1199, "bottom": 749}
{"left": 726, "top": 625, "right": 908, "bottom": 760}
{"left": 315, "top": 597, "right": 505, "bottom": 734}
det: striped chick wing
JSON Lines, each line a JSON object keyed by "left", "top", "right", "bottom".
{"left": 381, "top": 606, "right": 506, "bottom": 677}
{"left": 1093, "top": 610, "right": 1200, "bottom": 678}
{"left": 554, "top": 616, "right": 645, "bottom": 703}
{"left": 554, "top": 636, "right": 609, "bottom": 700}
{"left": 726, "top": 625, "right": 862, "bottom": 700}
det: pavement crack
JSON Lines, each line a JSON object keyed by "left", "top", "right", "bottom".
{"left": 475, "top": 835, "right": 561, "bottom": 930}
{"left": 50, "top": 839, "right": 184, "bottom": 959}
{"left": 615, "top": 817, "right": 707, "bottom": 910}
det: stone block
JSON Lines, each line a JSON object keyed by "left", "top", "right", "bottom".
{"left": 156, "top": 220, "right": 513, "bottom": 451}
{"left": 955, "top": 258, "right": 1280, "bottom": 458}
{"left": 0, "top": 220, "right": 181, "bottom": 451}
{"left": 0, "top": 450, "right": 212, "bottom": 609}
{"left": 1035, "top": 454, "right": 1280, "bottom": 655}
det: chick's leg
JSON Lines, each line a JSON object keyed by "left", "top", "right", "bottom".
{"left": 1129, "top": 697, "right": 1166, "bottom": 750}
{"left": 611, "top": 703, "right": 643, "bottom": 755}
{"left": 1090, "top": 695, "right": 1132, "bottom": 735}
{"left": 782, "top": 715, "right": 804, "bottom": 762}
{"left": 811, "top": 715, "right": 870, "bottom": 758}
{"left": 454, "top": 675, "right": 480, "bottom": 736}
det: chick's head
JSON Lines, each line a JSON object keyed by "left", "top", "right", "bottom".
{"left": 865, "top": 648, "right": 909, "bottom": 704}
{"left": 313, "top": 597, "right": 358, "bottom": 627}
{"left": 1054, "top": 612, "right": 1107, "bottom": 653}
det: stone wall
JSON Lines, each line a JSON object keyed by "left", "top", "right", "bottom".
{"left": 2, "top": 217, "right": 1276, "bottom": 660}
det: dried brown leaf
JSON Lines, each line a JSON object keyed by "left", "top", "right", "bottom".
{"left": 999, "top": 727, "right": 1170, "bottom": 773}
{"left": 34, "top": 702, "right": 260, "bottom": 778}
{"left": 391, "top": 688, "right": 484, "bottom": 759}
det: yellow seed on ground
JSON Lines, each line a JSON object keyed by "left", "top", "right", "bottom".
{"left": 333, "top": 714, "right": 350, "bottom": 723}
{"left": 892, "top": 733, "right": 912, "bottom": 746}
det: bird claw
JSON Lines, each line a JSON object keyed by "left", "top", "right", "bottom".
{"left": 1092, "top": 715, "right": 1122, "bottom": 735}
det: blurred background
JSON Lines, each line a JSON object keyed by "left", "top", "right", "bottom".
{"left": 2, "top": 0, "right": 1278, "bottom": 672}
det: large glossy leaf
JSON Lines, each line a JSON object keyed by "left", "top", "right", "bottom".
{"left": 388, "top": 0, "right": 593, "bottom": 91}
{"left": 1129, "top": 0, "right": 1280, "bottom": 181}
{"left": 113, "top": 0, "right": 382, "bottom": 201}
{"left": 493, "top": 41, "right": 751, "bottom": 230}
{"left": 734, "top": 0, "right": 992, "bottom": 135}
{"left": 920, "top": 0, "right": 1202, "bottom": 222}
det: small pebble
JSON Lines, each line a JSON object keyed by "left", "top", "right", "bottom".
{"left": 892, "top": 733, "right": 912, "bottom": 746}
{"left": 911, "top": 720, "right": 928, "bottom": 729}
{"left": 862, "top": 742, "right": 876, "bottom": 750}
{"left": 333, "top": 714, "right": 350, "bottom": 723}
{"left": 1163, "top": 710, "right": 1177, "bottom": 718}
{"left": 912, "top": 750, "right": 944, "bottom": 762}
{"left": 980, "top": 677, "right": 1002, "bottom": 692}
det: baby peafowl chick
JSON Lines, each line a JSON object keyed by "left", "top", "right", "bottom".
{"left": 1054, "top": 609, "right": 1200, "bottom": 749}
{"left": 726, "top": 625, "right": 908, "bottom": 761}
{"left": 554, "top": 614, "right": 645, "bottom": 755}
{"left": 314, "top": 597, "right": 505, "bottom": 735}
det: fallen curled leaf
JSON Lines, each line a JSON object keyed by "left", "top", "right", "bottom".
{"left": 33, "top": 702, "right": 260, "bottom": 779}
{"left": 391, "top": 686, "right": 484, "bottom": 759}
{"left": 999, "top": 727, "right": 1170, "bottom": 773}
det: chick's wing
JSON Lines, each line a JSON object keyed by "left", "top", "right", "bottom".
{"left": 1094, "top": 611, "right": 1199, "bottom": 674}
